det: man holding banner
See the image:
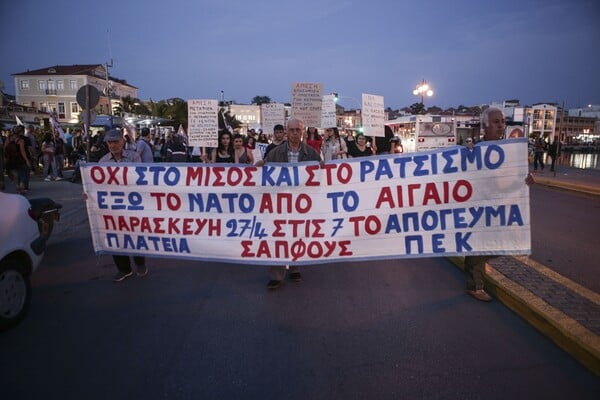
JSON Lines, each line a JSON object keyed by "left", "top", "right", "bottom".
{"left": 464, "top": 107, "right": 535, "bottom": 301}
{"left": 263, "top": 117, "right": 321, "bottom": 290}
{"left": 97, "top": 129, "right": 147, "bottom": 282}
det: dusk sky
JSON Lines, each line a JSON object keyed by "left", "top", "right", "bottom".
{"left": 2, "top": 0, "right": 599, "bottom": 110}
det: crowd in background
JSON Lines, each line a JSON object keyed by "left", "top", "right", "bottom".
{"left": 1, "top": 122, "right": 406, "bottom": 191}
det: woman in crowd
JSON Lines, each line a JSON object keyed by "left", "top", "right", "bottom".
{"left": 233, "top": 133, "right": 254, "bottom": 164}
{"left": 245, "top": 134, "right": 256, "bottom": 151}
{"left": 211, "top": 131, "right": 234, "bottom": 163}
{"left": 321, "top": 127, "right": 347, "bottom": 161}
{"left": 257, "top": 132, "right": 269, "bottom": 144}
{"left": 41, "top": 131, "right": 60, "bottom": 181}
{"left": 306, "top": 127, "right": 322, "bottom": 154}
{"left": 348, "top": 133, "right": 374, "bottom": 158}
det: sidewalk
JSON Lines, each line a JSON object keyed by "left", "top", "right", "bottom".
{"left": 450, "top": 165, "right": 600, "bottom": 376}
{"left": 532, "top": 164, "right": 600, "bottom": 196}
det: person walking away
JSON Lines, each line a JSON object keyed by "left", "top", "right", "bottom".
{"left": 463, "top": 107, "right": 535, "bottom": 302}
{"left": 262, "top": 117, "right": 322, "bottom": 290}
{"left": 53, "top": 131, "right": 65, "bottom": 178}
{"left": 533, "top": 132, "right": 545, "bottom": 172}
{"left": 547, "top": 137, "right": 558, "bottom": 172}
{"left": 4, "top": 127, "right": 31, "bottom": 193}
{"left": 63, "top": 128, "right": 73, "bottom": 167}
{"left": 97, "top": 129, "right": 147, "bottom": 281}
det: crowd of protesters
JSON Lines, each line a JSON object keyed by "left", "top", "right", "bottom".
{"left": 1, "top": 121, "right": 407, "bottom": 192}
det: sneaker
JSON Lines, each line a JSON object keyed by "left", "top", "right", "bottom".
{"left": 44, "top": 177, "right": 52, "bottom": 182}
{"left": 289, "top": 271, "right": 302, "bottom": 282}
{"left": 267, "top": 280, "right": 282, "bottom": 290}
{"left": 113, "top": 270, "right": 133, "bottom": 282}
{"left": 136, "top": 264, "right": 148, "bottom": 277}
{"left": 55, "top": 176, "right": 63, "bottom": 181}
{"left": 467, "top": 289, "right": 493, "bottom": 302}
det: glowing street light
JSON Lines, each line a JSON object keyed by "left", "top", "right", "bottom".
{"left": 412, "top": 79, "right": 434, "bottom": 105}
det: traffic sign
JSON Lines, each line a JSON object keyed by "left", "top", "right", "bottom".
{"left": 76, "top": 85, "right": 100, "bottom": 109}
{"left": 82, "top": 110, "right": 97, "bottom": 126}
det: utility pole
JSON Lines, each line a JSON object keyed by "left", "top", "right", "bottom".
{"left": 555, "top": 101, "right": 565, "bottom": 177}
{"left": 105, "top": 28, "right": 114, "bottom": 116}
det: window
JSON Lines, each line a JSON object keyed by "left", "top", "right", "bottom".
{"left": 49, "top": 103, "right": 56, "bottom": 113}
{"left": 58, "top": 102, "right": 66, "bottom": 119}
{"left": 38, "top": 80, "right": 47, "bottom": 90}
{"left": 70, "top": 80, "right": 77, "bottom": 90}
{"left": 20, "top": 80, "right": 29, "bottom": 90}
{"left": 71, "top": 102, "right": 80, "bottom": 113}
{"left": 57, "top": 80, "right": 64, "bottom": 91}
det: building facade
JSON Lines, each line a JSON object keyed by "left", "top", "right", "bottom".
{"left": 12, "top": 64, "right": 137, "bottom": 123}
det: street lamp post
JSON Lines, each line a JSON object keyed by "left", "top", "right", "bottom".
{"left": 412, "top": 79, "right": 434, "bottom": 106}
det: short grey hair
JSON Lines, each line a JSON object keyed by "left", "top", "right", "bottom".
{"left": 286, "top": 117, "right": 304, "bottom": 129}
{"left": 481, "top": 107, "right": 504, "bottom": 128}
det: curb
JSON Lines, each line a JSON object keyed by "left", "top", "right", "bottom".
{"left": 448, "top": 256, "right": 600, "bottom": 376}
{"left": 534, "top": 178, "right": 600, "bottom": 197}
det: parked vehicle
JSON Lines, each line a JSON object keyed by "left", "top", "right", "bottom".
{"left": 0, "top": 193, "right": 61, "bottom": 330}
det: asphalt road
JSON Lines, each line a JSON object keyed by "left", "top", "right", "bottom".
{"left": 1, "top": 177, "right": 599, "bottom": 399}
{"left": 529, "top": 184, "right": 600, "bottom": 293}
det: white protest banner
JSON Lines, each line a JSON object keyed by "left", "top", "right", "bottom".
{"left": 261, "top": 103, "right": 285, "bottom": 134}
{"left": 321, "top": 94, "right": 337, "bottom": 128}
{"left": 82, "top": 139, "right": 531, "bottom": 265}
{"left": 187, "top": 99, "right": 218, "bottom": 148}
{"left": 291, "top": 82, "right": 323, "bottom": 128}
{"left": 362, "top": 93, "right": 385, "bottom": 137}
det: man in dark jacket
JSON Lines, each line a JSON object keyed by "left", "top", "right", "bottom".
{"left": 263, "top": 117, "right": 321, "bottom": 290}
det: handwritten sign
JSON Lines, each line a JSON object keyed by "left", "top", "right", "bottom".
{"left": 291, "top": 82, "right": 323, "bottom": 128}
{"left": 261, "top": 103, "right": 285, "bottom": 134}
{"left": 187, "top": 99, "right": 218, "bottom": 148}
{"left": 362, "top": 93, "right": 385, "bottom": 137}
{"left": 82, "top": 139, "right": 531, "bottom": 265}
{"left": 321, "top": 94, "right": 337, "bottom": 129}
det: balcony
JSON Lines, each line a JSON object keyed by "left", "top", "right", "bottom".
{"left": 45, "top": 89, "right": 57, "bottom": 95}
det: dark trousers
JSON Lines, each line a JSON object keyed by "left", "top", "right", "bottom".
{"left": 464, "top": 255, "right": 496, "bottom": 290}
{"left": 113, "top": 255, "right": 145, "bottom": 273}
{"left": 533, "top": 152, "right": 545, "bottom": 171}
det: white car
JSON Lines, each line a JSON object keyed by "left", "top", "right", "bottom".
{"left": 0, "top": 192, "right": 46, "bottom": 330}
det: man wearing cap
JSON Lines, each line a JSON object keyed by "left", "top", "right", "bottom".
{"left": 136, "top": 127, "right": 154, "bottom": 163}
{"left": 98, "top": 128, "right": 147, "bottom": 281}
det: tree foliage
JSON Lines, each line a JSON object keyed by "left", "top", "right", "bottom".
{"left": 251, "top": 95, "right": 271, "bottom": 105}
{"left": 409, "top": 102, "right": 425, "bottom": 114}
